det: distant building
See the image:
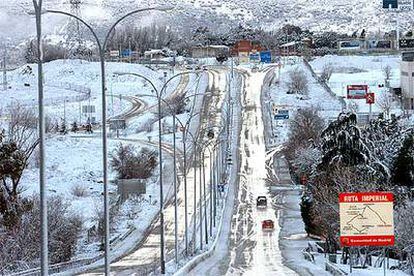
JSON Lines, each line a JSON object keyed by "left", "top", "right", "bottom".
{"left": 279, "top": 38, "right": 312, "bottom": 55}
{"left": 231, "top": 40, "right": 253, "bottom": 55}
{"left": 400, "top": 52, "right": 414, "bottom": 109}
{"left": 144, "top": 49, "right": 167, "bottom": 59}
{"left": 191, "top": 45, "right": 229, "bottom": 58}
{"left": 231, "top": 40, "right": 265, "bottom": 63}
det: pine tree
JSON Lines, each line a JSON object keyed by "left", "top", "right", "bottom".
{"left": 71, "top": 121, "right": 79, "bottom": 133}
{"left": 59, "top": 120, "right": 67, "bottom": 135}
{"left": 392, "top": 134, "right": 414, "bottom": 187}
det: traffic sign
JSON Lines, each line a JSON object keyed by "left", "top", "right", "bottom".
{"left": 366, "top": 92, "right": 375, "bottom": 104}
{"left": 339, "top": 192, "right": 394, "bottom": 247}
{"left": 260, "top": 51, "right": 272, "bottom": 63}
{"left": 121, "top": 49, "right": 132, "bottom": 57}
{"left": 249, "top": 53, "right": 260, "bottom": 62}
{"left": 109, "top": 50, "right": 120, "bottom": 57}
{"left": 383, "top": 0, "right": 398, "bottom": 8}
{"left": 274, "top": 109, "right": 289, "bottom": 120}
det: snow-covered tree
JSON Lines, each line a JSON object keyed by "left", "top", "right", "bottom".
{"left": 320, "top": 63, "right": 333, "bottom": 83}
{"left": 392, "top": 133, "right": 414, "bottom": 188}
{"left": 286, "top": 68, "right": 308, "bottom": 95}
{"left": 110, "top": 144, "right": 157, "bottom": 180}
{"left": 0, "top": 195, "right": 82, "bottom": 273}
{"left": 59, "top": 120, "right": 67, "bottom": 135}
{"left": 71, "top": 121, "right": 79, "bottom": 133}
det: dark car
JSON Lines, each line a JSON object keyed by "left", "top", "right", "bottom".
{"left": 256, "top": 196, "right": 267, "bottom": 208}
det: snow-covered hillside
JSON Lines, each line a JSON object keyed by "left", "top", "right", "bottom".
{"left": 2, "top": 0, "right": 414, "bottom": 43}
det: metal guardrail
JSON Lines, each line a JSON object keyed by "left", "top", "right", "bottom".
{"left": 325, "top": 261, "right": 348, "bottom": 276}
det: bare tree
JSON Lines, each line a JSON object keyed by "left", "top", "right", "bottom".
{"left": 348, "top": 100, "right": 359, "bottom": 114}
{"left": 383, "top": 65, "right": 392, "bottom": 88}
{"left": 8, "top": 103, "right": 39, "bottom": 155}
{"left": 283, "top": 107, "right": 325, "bottom": 163}
{"left": 376, "top": 92, "right": 394, "bottom": 118}
{"left": 286, "top": 67, "right": 308, "bottom": 94}
{"left": 320, "top": 63, "right": 333, "bottom": 83}
{"left": 0, "top": 104, "right": 39, "bottom": 227}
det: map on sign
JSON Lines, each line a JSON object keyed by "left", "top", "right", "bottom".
{"left": 339, "top": 192, "right": 394, "bottom": 247}
{"left": 341, "top": 202, "right": 392, "bottom": 235}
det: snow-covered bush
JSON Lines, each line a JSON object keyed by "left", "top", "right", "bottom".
{"left": 110, "top": 144, "right": 157, "bottom": 180}
{"left": 0, "top": 195, "right": 82, "bottom": 274}
{"left": 286, "top": 67, "right": 309, "bottom": 95}
{"left": 70, "top": 184, "right": 89, "bottom": 198}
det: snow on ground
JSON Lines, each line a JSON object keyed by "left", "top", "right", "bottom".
{"left": 267, "top": 59, "right": 343, "bottom": 142}
{"left": 310, "top": 55, "right": 402, "bottom": 115}
{"left": 19, "top": 134, "right": 162, "bottom": 258}
{"left": 2, "top": 59, "right": 180, "bottom": 124}
{"left": 2, "top": 58, "right": 206, "bottom": 269}
{"left": 268, "top": 58, "right": 408, "bottom": 276}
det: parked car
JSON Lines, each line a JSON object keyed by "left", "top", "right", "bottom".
{"left": 256, "top": 196, "right": 267, "bottom": 209}
{"left": 262, "top": 219, "right": 274, "bottom": 231}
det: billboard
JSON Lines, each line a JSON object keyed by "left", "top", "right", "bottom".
{"left": 340, "top": 192, "right": 394, "bottom": 247}
{"left": 400, "top": 38, "right": 414, "bottom": 49}
{"left": 383, "top": 0, "right": 398, "bottom": 8}
{"left": 347, "top": 85, "right": 368, "bottom": 99}
{"left": 260, "top": 51, "right": 272, "bottom": 63}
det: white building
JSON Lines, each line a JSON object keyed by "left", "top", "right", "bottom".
{"left": 400, "top": 52, "right": 414, "bottom": 109}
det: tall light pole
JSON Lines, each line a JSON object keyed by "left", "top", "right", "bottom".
{"left": 32, "top": 1, "right": 48, "bottom": 274}
{"left": 31, "top": 5, "right": 172, "bottom": 275}
{"left": 113, "top": 71, "right": 205, "bottom": 267}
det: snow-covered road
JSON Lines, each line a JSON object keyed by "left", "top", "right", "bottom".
{"left": 225, "top": 70, "right": 296, "bottom": 276}
{"left": 186, "top": 68, "right": 297, "bottom": 276}
{"left": 79, "top": 69, "right": 228, "bottom": 275}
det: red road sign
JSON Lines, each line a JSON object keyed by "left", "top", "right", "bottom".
{"left": 366, "top": 92, "right": 375, "bottom": 104}
{"left": 339, "top": 192, "right": 394, "bottom": 247}
{"left": 347, "top": 85, "right": 368, "bottom": 99}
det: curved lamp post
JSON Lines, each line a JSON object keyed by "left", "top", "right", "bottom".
{"left": 113, "top": 71, "right": 210, "bottom": 265}
{"left": 31, "top": 3, "right": 173, "bottom": 274}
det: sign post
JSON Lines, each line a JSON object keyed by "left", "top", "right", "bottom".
{"left": 366, "top": 92, "right": 375, "bottom": 121}
{"left": 340, "top": 192, "right": 394, "bottom": 273}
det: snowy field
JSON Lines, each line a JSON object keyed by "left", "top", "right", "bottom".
{"left": 0, "top": 57, "right": 209, "bottom": 270}
{"left": 310, "top": 55, "right": 402, "bottom": 115}
{"left": 266, "top": 59, "right": 343, "bottom": 142}
{"left": 1, "top": 59, "right": 181, "bottom": 124}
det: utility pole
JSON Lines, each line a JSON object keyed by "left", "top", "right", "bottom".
{"left": 2, "top": 45, "right": 7, "bottom": 91}
{"left": 33, "top": 1, "right": 48, "bottom": 275}
{"left": 68, "top": 0, "right": 82, "bottom": 56}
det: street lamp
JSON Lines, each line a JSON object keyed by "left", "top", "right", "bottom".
{"left": 30, "top": 3, "right": 173, "bottom": 274}
{"left": 113, "top": 71, "right": 207, "bottom": 266}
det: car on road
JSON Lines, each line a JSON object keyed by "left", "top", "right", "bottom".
{"left": 256, "top": 196, "right": 267, "bottom": 209}
{"left": 262, "top": 219, "right": 274, "bottom": 231}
